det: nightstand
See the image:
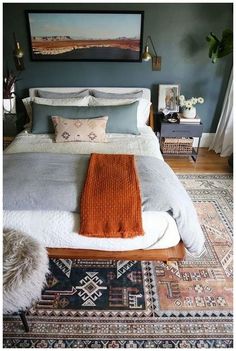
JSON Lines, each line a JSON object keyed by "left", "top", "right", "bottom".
{"left": 3, "top": 113, "right": 17, "bottom": 150}
{"left": 157, "top": 117, "right": 203, "bottom": 161}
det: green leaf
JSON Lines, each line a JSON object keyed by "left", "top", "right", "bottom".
{"left": 206, "top": 32, "right": 220, "bottom": 62}
{"left": 206, "top": 29, "right": 233, "bottom": 63}
{"left": 218, "top": 29, "right": 233, "bottom": 58}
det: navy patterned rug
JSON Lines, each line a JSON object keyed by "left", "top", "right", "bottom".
{"left": 39, "top": 259, "right": 145, "bottom": 311}
{"left": 3, "top": 174, "right": 233, "bottom": 348}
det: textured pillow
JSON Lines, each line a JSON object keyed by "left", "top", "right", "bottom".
{"left": 89, "top": 97, "right": 152, "bottom": 128}
{"left": 33, "top": 96, "right": 91, "bottom": 106}
{"left": 91, "top": 90, "right": 143, "bottom": 99}
{"left": 22, "top": 96, "right": 91, "bottom": 127}
{"left": 37, "top": 89, "right": 90, "bottom": 99}
{"left": 31, "top": 101, "right": 139, "bottom": 135}
{"left": 52, "top": 116, "right": 108, "bottom": 143}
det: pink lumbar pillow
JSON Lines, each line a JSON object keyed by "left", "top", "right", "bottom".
{"left": 52, "top": 116, "right": 108, "bottom": 143}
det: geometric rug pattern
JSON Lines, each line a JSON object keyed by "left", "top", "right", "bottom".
{"left": 3, "top": 174, "right": 233, "bottom": 348}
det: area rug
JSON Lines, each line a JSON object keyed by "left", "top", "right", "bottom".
{"left": 3, "top": 174, "right": 233, "bottom": 348}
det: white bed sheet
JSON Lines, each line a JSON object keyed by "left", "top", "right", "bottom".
{"left": 4, "top": 126, "right": 180, "bottom": 250}
{"left": 4, "top": 211, "right": 180, "bottom": 250}
{"left": 5, "top": 126, "right": 163, "bottom": 158}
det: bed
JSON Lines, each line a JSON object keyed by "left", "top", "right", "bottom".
{"left": 3, "top": 87, "right": 205, "bottom": 261}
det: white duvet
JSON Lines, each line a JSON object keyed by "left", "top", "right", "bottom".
{"left": 4, "top": 126, "right": 180, "bottom": 250}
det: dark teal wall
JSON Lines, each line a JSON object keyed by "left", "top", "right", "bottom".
{"left": 3, "top": 2, "right": 233, "bottom": 132}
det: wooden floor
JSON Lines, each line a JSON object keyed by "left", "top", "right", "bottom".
{"left": 164, "top": 148, "right": 232, "bottom": 173}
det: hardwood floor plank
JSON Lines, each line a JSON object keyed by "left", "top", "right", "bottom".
{"left": 164, "top": 148, "right": 232, "bottom": 173}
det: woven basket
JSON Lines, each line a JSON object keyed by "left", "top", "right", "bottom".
{"left": 161, "top": 137, "right": 193, "bottom": 154}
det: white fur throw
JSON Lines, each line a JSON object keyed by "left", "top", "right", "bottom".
{"left": 3, "top": 229, "right": 49, "bottom": 314}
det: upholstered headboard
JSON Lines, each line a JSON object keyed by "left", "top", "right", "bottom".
{"left": 29, "top": 87, "right": 151, "bottom": 101}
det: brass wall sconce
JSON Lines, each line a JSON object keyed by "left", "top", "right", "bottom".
{"left": 142, "top": 35, "right": 161, "bottom": 71}
{"left": 13, "top": 32, "right": 24, "bottom": 71}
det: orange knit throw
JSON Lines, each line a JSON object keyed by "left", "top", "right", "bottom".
{"left": 79, "top": 153, "right": 144, "bottom": 238}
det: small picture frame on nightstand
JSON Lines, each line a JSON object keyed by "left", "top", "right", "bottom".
{"left": 158, "top": 84, "right": 180, "bottom": 113}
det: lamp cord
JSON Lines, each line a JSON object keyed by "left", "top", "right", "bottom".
{"left": 146, "top": 35, "right": 158, "bottom": 57}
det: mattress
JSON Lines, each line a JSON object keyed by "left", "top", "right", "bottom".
{"left": 4, "top": 126, "right": 180, "bottom": 250}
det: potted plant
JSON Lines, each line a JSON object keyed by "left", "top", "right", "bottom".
{"left": 3, "top": 70, "right": 18, "bottom": 113}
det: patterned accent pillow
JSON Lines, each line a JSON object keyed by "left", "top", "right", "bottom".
{"left": 52, "top": 116, "right": 108, "bottom": 143}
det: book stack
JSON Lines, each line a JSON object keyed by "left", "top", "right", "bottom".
{"left": 178, "top": 114, "right": 201, "bottom": 124}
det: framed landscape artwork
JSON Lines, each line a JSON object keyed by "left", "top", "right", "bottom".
{"left": 26, "top": 11, "right": 144, "bottom": 62}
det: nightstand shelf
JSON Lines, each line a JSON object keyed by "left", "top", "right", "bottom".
{"left": 162, "top": 148, "right": 198, "bottom": 158}
{"left": 157, "top": 116, "right": 203, "bottom": 162}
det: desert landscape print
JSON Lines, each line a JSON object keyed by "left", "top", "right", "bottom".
{"left": 28, "top": 12, "right": 143, "bottom": 61}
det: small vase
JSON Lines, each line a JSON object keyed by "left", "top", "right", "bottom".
{"left": 3, "top": 98, "right": 15, "bottom": 113}
{"left": 182, "top": 107, "right": 196, "bottom": 119}
{"left": 3, "top": 83, "right": 16, "bottom": 114}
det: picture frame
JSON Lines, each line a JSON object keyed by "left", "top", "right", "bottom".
{"left": 158, "top": 84, "right": 180, "bottom": 113}
{"left": 25, "top": 10, "right": 144, "bottom": 62}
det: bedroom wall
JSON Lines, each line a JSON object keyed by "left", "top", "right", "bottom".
{"left": 3, "top": 2, "right": 233, "bottom": 133}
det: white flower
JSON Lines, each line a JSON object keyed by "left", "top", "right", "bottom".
{"left": 185, "top": 100, "right": 193, "bottom": 109}
{"left": 191, "top": 97, "right": 198, "bottom": 105}
{"left": 198, "top": 97, "right": 204, "bottom": 104}
{"left": 180, "top": 95, "right": 204, "bottom": 110}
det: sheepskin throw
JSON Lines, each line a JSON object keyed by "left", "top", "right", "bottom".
{"left": 3, "top": 229, "right": 49, "bottom": 314}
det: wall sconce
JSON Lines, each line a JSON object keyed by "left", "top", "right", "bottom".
{"left": 142, "top": 35, "right": 161, "bottom": 71}
{"left": 13, "top": 32, "right": 24, "bottom": 71}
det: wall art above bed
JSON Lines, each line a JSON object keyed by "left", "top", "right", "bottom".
{"left": 26, "top": 10, "right": 144, "bottom": 62}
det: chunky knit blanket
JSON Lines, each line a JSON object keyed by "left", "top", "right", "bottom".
{"left": 80, "top": 153, "right": 144, "bottom": 238}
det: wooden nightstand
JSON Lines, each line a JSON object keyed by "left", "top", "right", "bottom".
{"left": 157, "top": 116, "right": 203, "bottom": 161}
{"left": 3, "top": 136, "right": 15, "bottom": 150}
{"left": 3, "top": 113, "right": 17, "bottom": 150}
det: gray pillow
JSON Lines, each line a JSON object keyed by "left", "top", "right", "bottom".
{"left": 37, "top": 89, "right": 90, "bottom": 99}
{"left": 31, "top": 101, "right": 139, "bottom": 135}
{"left": 91, "top": 89, "right": 143, "bottom": 99}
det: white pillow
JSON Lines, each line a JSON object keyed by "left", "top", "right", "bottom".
{"left": 89, "top": 96, "right": 152, "bottom": 128}
{"left": 22, "top": 97, "right": 32, "bottom": 126}
{"left": 22, "top": 96, "right": 91, "bottom": 128}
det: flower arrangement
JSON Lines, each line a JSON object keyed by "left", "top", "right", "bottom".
{"left": 179, "top": 95, "right": 204, "bottom": 110}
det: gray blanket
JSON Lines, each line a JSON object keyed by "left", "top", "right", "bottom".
{"left": 3, "top": 153, "right": 205, "bottom": 254}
